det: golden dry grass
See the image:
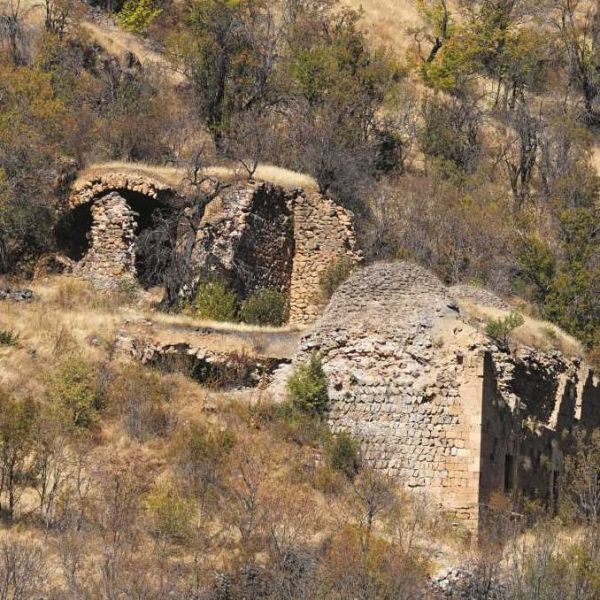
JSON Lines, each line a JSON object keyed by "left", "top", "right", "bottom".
{"left": 459, "top": 300, "right": 583, "bottom": 356}
{"left": 74, "top": 161, "right": 319, "bottom": 192}
{"left": 0, "top": 276, "right": 302, "bottom": 393}
{"left": 80, "top": 21, "right": 187, "bottom": 85}
{"left": 344, "top": 0, "right": 423, "bottom": 55}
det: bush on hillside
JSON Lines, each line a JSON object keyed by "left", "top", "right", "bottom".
{"left": 286, "top": 353, "right": 329, "bottom": 416}
{"left": 326, "top": 431, "right": 361, "bottom": 479}
{"left": 48, "top": 358, "right": 100, "bottom": 431}
{"left": 239, "top": 288, "right": 287, "bottom": 326}
{"left": 190, "top": 280, "right": 239, "bottom": 322}
{"left": 0, "top": 329, "right": 19, "bottom": 347}
{"left": 268, "top": 400, "right": 330, "bottom": 446}
{"left": 108, "top": 364, "right": 176, "bottom": 442}
{"left": 171, "top": 422, "right": 235, "bottom": 498}
{"left": 146, "top": 480, "right": 194, "bottom": 544}
{"left": 319, "top": 257, "right": 354, "bottom": 302}
{"left": 118, "top": 0, "right": 162, "bottom": 34}
{"left": 485, "top": 312, "right": 525, "bottom": 350}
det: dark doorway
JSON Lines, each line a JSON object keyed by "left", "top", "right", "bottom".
{"left": 56, "top": 189, "right": 180, "bottom": 288}
{"left": 55, "top": 202, "right": 93, "bottom": 261}
{"left": 504, "top": 454, "right": 515, "bottom": 494}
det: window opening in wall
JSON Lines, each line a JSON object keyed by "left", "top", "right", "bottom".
{"left": 504, "top": 454, "right": 514, "bottom": 493}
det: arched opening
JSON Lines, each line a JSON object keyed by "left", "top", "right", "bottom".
{"left": 55, "top": 202, "right": 93, "bottom": 261}
{"left": 56, "top": 186, "right": 181, "bottom": 288}
{"left": 116, "top": 189, "right": 179, "bottom": 288}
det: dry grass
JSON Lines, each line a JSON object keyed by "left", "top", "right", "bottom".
{"left": 75, "top": 161, "right": 319, "bottom": 192}
{"left": 460, "top": 300, "right": 583, "bottom": 356}
{"left": 73, "top": 162, "right": 187, "bottom": 189}
{"left": 80, "top": 21, "right": 186, "bottom": 85}
{"left": 344, "top": 0, "right": 423, "bottom": 55}
{"left": 0, "top": 276, "right": 303, "bottom": 393}
{"left": 207, "top": 164, "right": 319, "bottom": 191}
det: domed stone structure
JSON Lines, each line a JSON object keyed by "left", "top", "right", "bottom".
{"left": 296, "top": 262, "right": 600, "bottom": 530}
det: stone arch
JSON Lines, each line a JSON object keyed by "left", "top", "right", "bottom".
{"left": 60, "top": 166, "right": 362, "bottom": 325}
{"left": 57, "top": 171, "right": 183, "bottom": 288}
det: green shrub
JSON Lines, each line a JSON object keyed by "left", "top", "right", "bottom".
{"left": 48, "top": 358, "right": 100, "bottom": 431}
{"left": 239, "top": 288, "right": 287, "bottom": 326}
{"left": 0, "top": 328, "right": 19, "bottom": 347}
{"left": 326, "top": 431, "right": 361, "bottom": 479}
{"left": 268, "top": 400, "right": 329, "bottom": 446}
{"left": 319, "top": 257, "right": 354, "bottom": 302}
{"left": 419, "top": 96, "right": 480, "bottom": 173}
{"left": 286, "top": 353, "right": 329, "bottom": 416}
{"left": 485, "top": 312, "right": 525, "bottom": 350}
{"left": 117, "top": 0, "right": 162, "bottom": 34}
{"left": 190, "top": 280, "right": 239, "bottom": 322}
{"left": 146, "top": 480, "right": 194, "bottom": 544}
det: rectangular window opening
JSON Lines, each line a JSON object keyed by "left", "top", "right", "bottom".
{"left": 504, "top": 454, "right": 514, "bottom": 494}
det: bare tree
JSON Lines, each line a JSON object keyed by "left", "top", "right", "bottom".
{"left": 43, "top": 0, "right": 81, "bottom": 39}
{"left": 0, "top": 537, "right": 48, "bottom": 600}
{"left": 499, "top": 101, "right": 540, "bottom": 208}
{"left": 0, "top": 0, "right": 25, "bottom": 65}
{"left": 552, "top": 0, "right": 600, "bottom": 124}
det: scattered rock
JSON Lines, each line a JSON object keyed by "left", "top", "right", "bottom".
{"left": 0, "top": 288, "right": 34, "bottom": 302}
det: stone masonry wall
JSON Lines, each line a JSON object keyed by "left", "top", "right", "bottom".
{"left": 75, "top": 192, "right": 137, "bottom": 287}
{"left": 289, "top": 192, "right": 361, "bottom": 326}
{"left": 70, "top": 172, "right": 172, "bottom": 208}
{"left": 296, "top": 262, "right": 600, "bottom": 530}
{"left": 187, "top": 183, "right": 296, "bottom": 300}
{"left": 297, "top": 262, "right": 485, "bottom": 525}
{"left": 68, "top": 173, "right": 360, "bottom": 325}
{"left": 171, "top": 182, "right": 360, "bottom": 325}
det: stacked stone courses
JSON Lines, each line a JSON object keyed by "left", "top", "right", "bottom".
{"left": 67, "top": 173, "right": 360, "bottom": 325}
{"left": 297, "top": 262, "right": 600, "bottom": 530}
{"left": 75, "top": 192, "right": 137, "bottom": 286}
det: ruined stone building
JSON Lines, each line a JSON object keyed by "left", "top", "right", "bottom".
{"left": 58, "top": 168, "right": 360, "bottom": 325}
{"left": 297, "top": 262, "right": 600, "bottom": 530}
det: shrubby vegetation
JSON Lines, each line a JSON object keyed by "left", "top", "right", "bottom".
{"left": 286, "top": 353, "right": 329, "bottom": 416}
{"left": 0, "top": 328, "right": 19, "bottom": 347}
{"left": 190, "top": 280, "right": 288, "bottom": 325}
{"left": 1, "top": 0, "right": 600, "bottom": 595}
{"left": 239, "top": 287, "right": 287, "bottom": 326}
{"left": 485, "top": 311, "right": 525, "bottom": 350}
{"left": 190, "top": 279, "right": 239, "bottom": 322}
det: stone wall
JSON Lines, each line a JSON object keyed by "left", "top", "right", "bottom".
{"left": 295, "top": 262, "right": 600, "bottom": 530}
{"left": 297, "top": 262, "right": 485, "bottom": 524}
{"left": 479, "top": 349, "right": 600, "bottom": 512}
{"left": 74, "top": 192, "right": 137, "bottom": 287}
{"left": 67, "top": 172, "right": 359, "bottom": 324}
{"left": 289, "top": 191, "right": 361, "bottom": 325}
{"left": 185, "top": 183, "right": 296, "bottom": 301}
{"left": 169, "top": 182, "right": 361, "bottom": 325}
